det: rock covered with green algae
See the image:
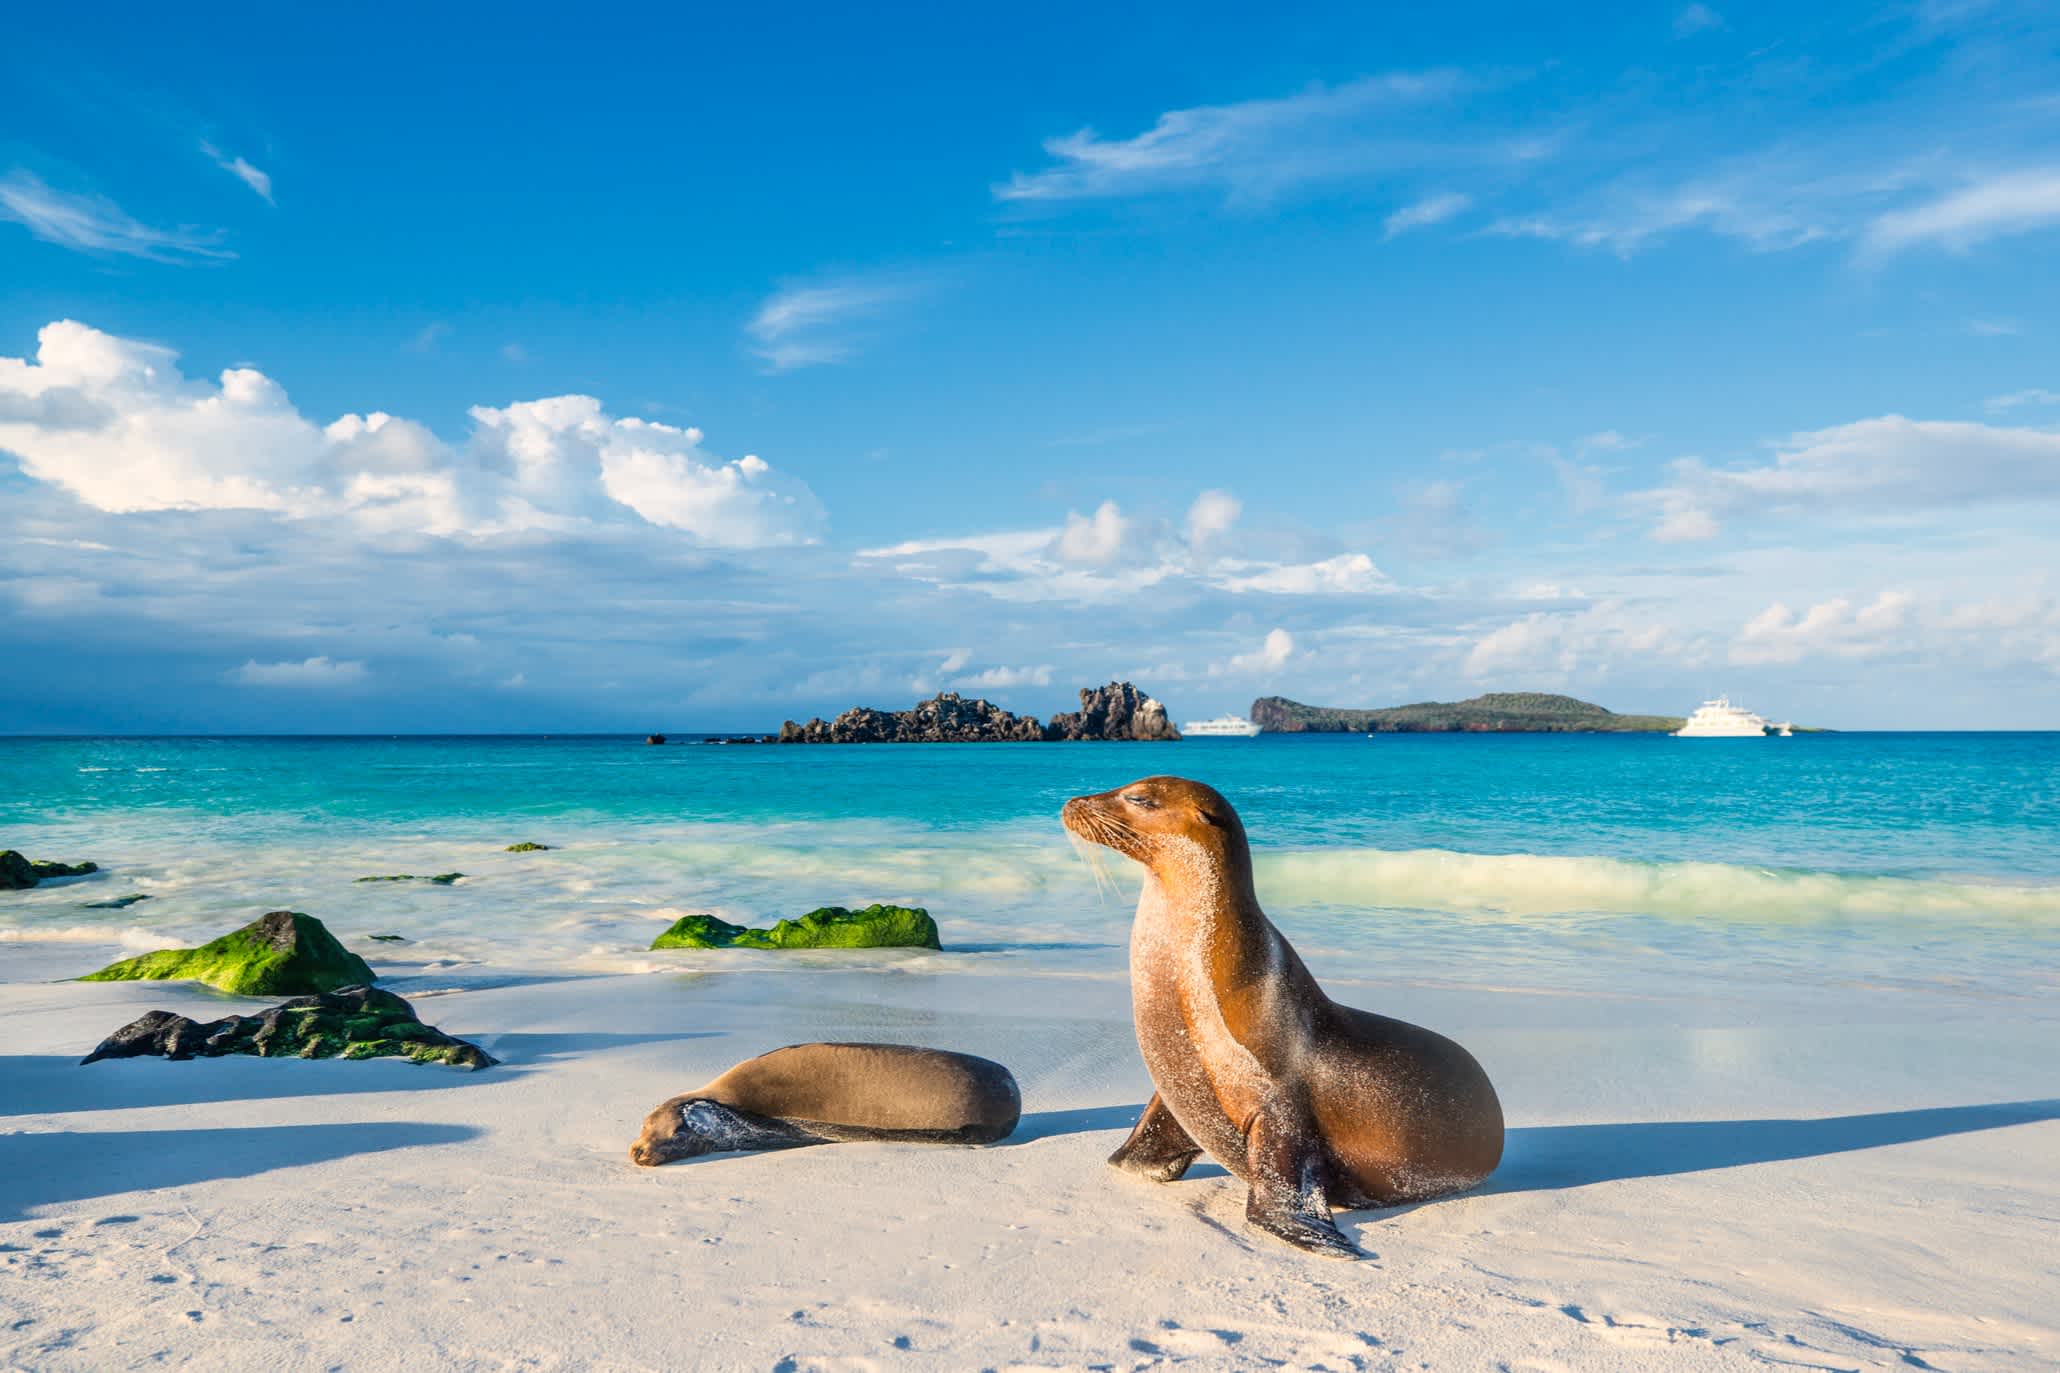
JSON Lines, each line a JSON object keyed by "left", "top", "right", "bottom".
{"left": 651, "top": 904, "right": 942, "bottom": 951}
{"left": 81, "top": 985, "right": 496, "bottom": 1070}
{"left": 79, "top": 910, "right": 376, "bottom": 996}
{"left": 1, "top": 850, "right": 100, "bottom": 890}
{"left": 356, "top": 872, "right": 464, "bottom": 884}
{"left": 504, "top": 842, "right": 551, "bottom": 852}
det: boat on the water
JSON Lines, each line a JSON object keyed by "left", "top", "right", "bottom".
{"left": 1674, "top": 696, "right": 1776, "bottom": 738}
{"left": 1182, "top": 713, "right": 1262, "bottom": 737}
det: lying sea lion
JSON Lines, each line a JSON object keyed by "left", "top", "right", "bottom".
{"left": 1064, "top": 775, "right": 1503, "bottom": 1259}
{"left": 630, "top": 1042, "right": 1021, "bottom": 1166}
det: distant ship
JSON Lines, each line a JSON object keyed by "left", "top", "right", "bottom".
{"left": 1674, "top": 696, "right": 1777, "bottom": 738}
{"left": 1182, "top": 713, "right": 1263, "bottom": 737}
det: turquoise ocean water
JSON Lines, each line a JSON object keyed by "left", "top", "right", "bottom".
{"left": 3, "top": 733, "right": 2056, "bottom": 1003}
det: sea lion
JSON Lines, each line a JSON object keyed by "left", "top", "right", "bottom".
{"left": 1064, "top": 775, "right": 1503, "bottom": 1259}
{"left": 630, "top": 1042, "right": 1021, "bottom": 1166}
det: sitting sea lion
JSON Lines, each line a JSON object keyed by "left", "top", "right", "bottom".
{"left": 630, "top": 1042, "right": 1021, "bottom": 1166}
{"left": 1064, "top": 775, "right": 1503, "bottom": 1259}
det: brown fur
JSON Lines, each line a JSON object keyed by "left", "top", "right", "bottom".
{"left": 1065, "top": 775, "right": 1503, "bottom": 1258}
{"left": 630, "top": 1042, "right": 1020, "bottom": 1166}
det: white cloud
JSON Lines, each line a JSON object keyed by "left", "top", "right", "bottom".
{"left": 1053, "top": 501, "right": 1133, "bottom": 566}
{"left": 954, "top": 664, "right": 1054, "bottom": 689}
{"left": 1224, "top": 627, "right": 1296, "bottom": 675}
{"left": 995, "top": 71, "right": 1480, "bottom": 204}
{"left": 1383, "top": 191, "right": 1471, "bottom": 238}
{"left": 0, "top": 170, "right": 231, "bottom": 262}
{"left": 1219, "top": 553, "right": 1389, "bottom": 596}
{"left": 231, "top": 656, "right": 368, "bottom": 688}
{"left": 1637, "top": 415, "right": 2060, "bottom": 540}
{"left": 1731, "top": 592, "right": 1914, "bottom": 665}
{"left": 0, "top": 320, "right": 825, "bottom": 547}
{"left": 747, "top": 275, "right": 921, "bottom": 371}
{"left": 1184, "top": 489, "right": 1241, "bottom": 547}
{"left": 1861, "top": 169, "right": 2060, "bottom": 260}
{"left": 1464, "top": 602, "right": 1690, "bottom": 681}
{"left": 200, "top": 142, "right": 274, "bottom": 204}
{"left": 1986, "top": 388, "right": 2060, "bottom": 412}
{"left": 1673, "top": 4, "right": 1724, "bottom": 36}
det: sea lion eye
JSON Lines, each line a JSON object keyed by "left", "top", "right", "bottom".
{"left": 1123, "top": 793, "right": 1157, "bottom": 809}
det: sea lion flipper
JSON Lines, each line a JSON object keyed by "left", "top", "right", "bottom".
{"left": 1241, "top": 1102, "right": 1363, "bottom": 1261}
{"left": 1107, "top": 1092, "right": 1203, "bottom": 1183}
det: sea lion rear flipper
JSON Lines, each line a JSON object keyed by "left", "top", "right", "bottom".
{"left": 1107, "top": 1092, "right": 1203, "bottom": 1182}
{"left": 1241, "top": 1101, "right": 1362, "bottom": 1260}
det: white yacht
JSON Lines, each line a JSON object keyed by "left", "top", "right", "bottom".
{"left": 1674, "top": 696, "right": 1774, "bottom": 738}
{"left": 1182, "top": 713, "right": 1262, "bottom": 737}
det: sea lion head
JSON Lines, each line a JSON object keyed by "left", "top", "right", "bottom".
{"left": 1062, "top": 775, "right": 1249, "bottom": 874}
{"left": 629, "top": 1096, "right": 716, "bottom": 1166}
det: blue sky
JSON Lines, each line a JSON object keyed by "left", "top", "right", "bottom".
{"left": 4, "top": 1, "right": 2059, "bottom": 731}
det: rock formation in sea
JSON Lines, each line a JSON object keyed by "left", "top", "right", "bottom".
{"left": 79, "top": 910, "right": 377, "bottom": 996}
{"left": 1, "top": 851, "right": 100, "bottom": 890}
{"left": 81, "top": 985, "right": 496, "bottom": 1070}
{"left": 650, "top": 904, "right": 943, "bottom": 951}
{"left": 778, "top": 680, "right": 1179, "bottom": 743}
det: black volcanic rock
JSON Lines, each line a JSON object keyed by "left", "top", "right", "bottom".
{"left": 778, "top": 681, "right": 1179, "bottom": 743}
{"left": 1043, "top": 681, "right": 1179, "bottom": 741}
{"left": 81, "top": 985, "right": 496, "bottom": 1070}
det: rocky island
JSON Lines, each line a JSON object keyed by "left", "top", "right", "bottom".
{"left": 1250, "top": 691, "right": 1687, "bottom": 733}
{"left": 780, "top": 680, "right": 1179, "bottom": 743}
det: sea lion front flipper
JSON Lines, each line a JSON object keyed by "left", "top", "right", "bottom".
{"left": 1107, "top": 1092, "right": 1204, "bottom": 1182}
{"left": 1241, "top": 1101, "right": 1362, "bottom": 1260}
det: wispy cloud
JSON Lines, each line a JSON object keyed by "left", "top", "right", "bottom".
{"left": 0, "top": 170, "right": 231, "bottom": 263}
{"left": 1383, "top": 191, "right": 1472, "bottom": 238}
{"left": 994, "top": 71, "right": 1491, "bottom": 205}
{"left": 200, "top": 141, "right": 274, "bottom": 204}
{"left": 1673, "top": 4, "right": 1725, "bottom": 37}
{"left": 747, "top": 273, "right": 924, "bottom": 372}
{"left": 1860, "top": 169, "right": 2060, "bottom": 259}
{"left": 1986, "top": 387, "right": 2060, "bottom": 411}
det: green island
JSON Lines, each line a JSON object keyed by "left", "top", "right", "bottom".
{"left": 1249, "top": 691, "right": 1688, "bottom": 734}
{"left": 79, "top": 910, "right": 377, "bottom": 996}
{"left": 652, "top": 904, "right": 942, "bottom": 951}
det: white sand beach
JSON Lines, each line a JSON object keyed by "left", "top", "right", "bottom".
{"left": 4, "top": 937, "right": 2055, "bottom": 1371}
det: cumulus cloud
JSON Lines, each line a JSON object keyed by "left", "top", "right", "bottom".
{"left": 1465, "top": 602, "right": 1690, "bottom": 681}
{"left": 1637, "top": 415, "right": 2060, "bottom": 540}
{"left": 1383, "top": 191, "right": 1471, "bottom": 238}
{"left": 1225, "top": 628, "right": 1296, "bottom": 675}
{"left": 200, "top": 142, "right": 274, "bottom": 204}
{"left": 0, "top": 320, "right": 825, "bottom": 547}
{"left": 231, "top": 656, "right": 368, "bottom": 688}
{"left": 1731, "top": 592, "right": 1914, "bottom": 665}
{"left": 1054, "top": 501, "right": 1134, "bottom": 566}
{"left": 994, "top": 72, "right": 1482, "bottom": 204}
{"left": 1184, "top": 489, "right": 1241, "bottom": 547}
{"left": 0, "top": 171, "right": 232, "bottom": 262}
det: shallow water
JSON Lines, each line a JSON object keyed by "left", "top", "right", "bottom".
{"left": 3, "top": 733, "right": 2056, "bottom": 1004}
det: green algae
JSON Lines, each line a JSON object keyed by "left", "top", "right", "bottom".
{"left": 355, "top": 872, "right": 464, "bottom": 884}
{"left": 80, "top": 985, "right": 496, "bottom": 1070}
{"left": 504, "top": 842, "right": 551, "bottom": 852}
{"left": 650, "top": 904, "right": 942, "bottom": 951}
{"left": 1, "top": 851, "right": 98, "bottom": 890}
{"left": 82, "top": 893, "right": 152, "bottom": 910}
{"left": 79, "top": 910, "right": 376, "bottom": 996}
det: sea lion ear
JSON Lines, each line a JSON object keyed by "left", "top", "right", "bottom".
{"left": 1195, "top": 807, "right": 1226, "bottom": 828}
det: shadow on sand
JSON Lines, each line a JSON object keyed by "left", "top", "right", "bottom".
{"left": 1, "top": 1053, "right": 509, "bottom": 1117}
{"left": 0, "top": 1122, "right": 480, "bottom": 1221}
{"left": 1008, "top": 1099, "right": 2060, "bottom": 1192}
